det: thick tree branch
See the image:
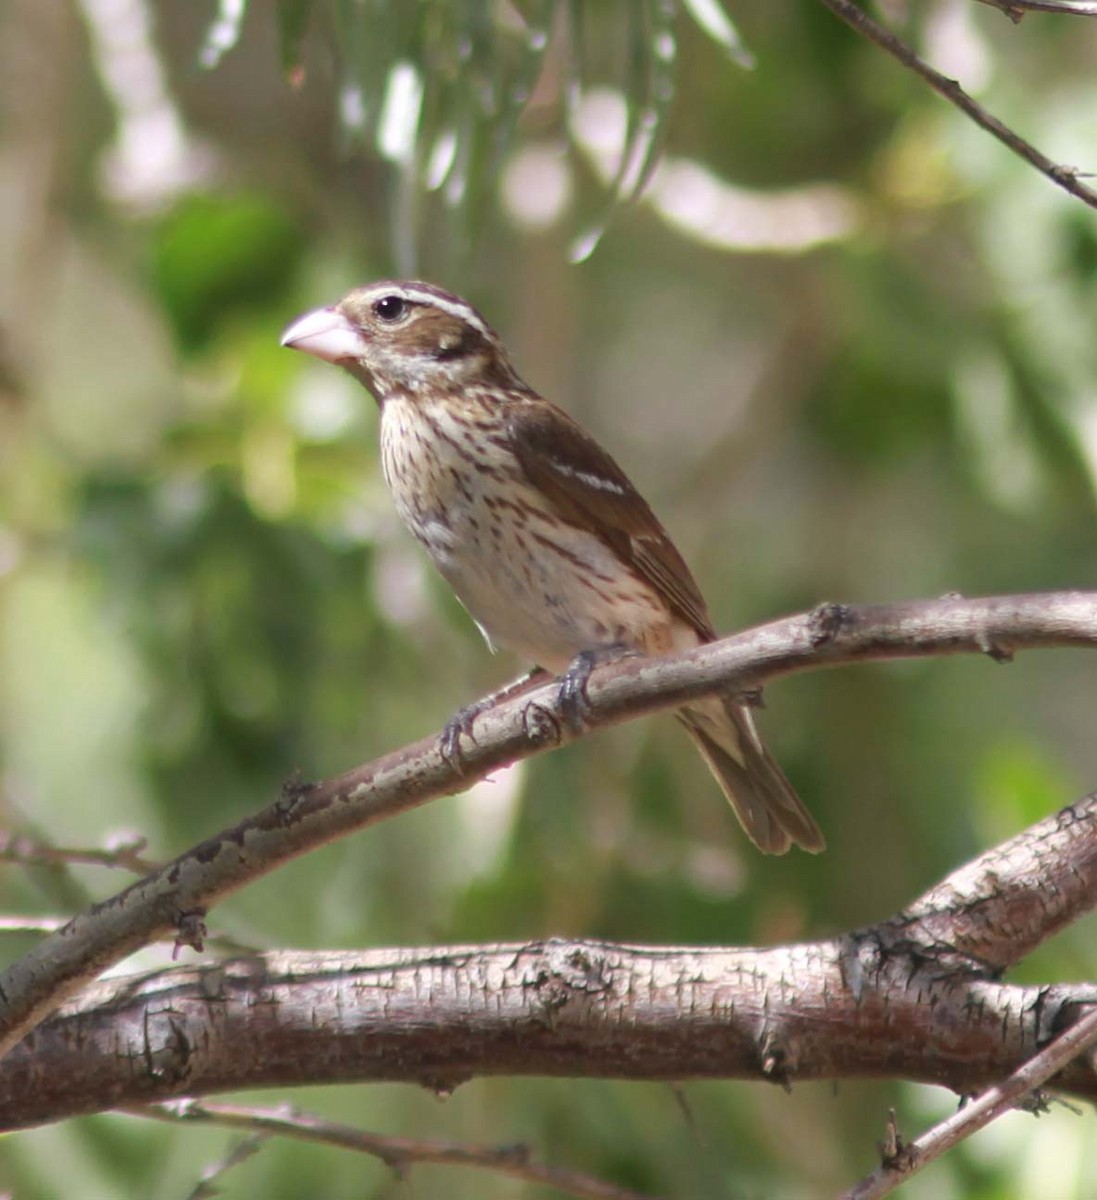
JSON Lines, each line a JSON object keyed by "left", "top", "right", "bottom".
{"left": 819, "top": 0, "right": 1097, "bottom": 209}
{"left": 2, "top": 790, "right": 1096, "bottom": 1129}
{"left": 0, "top": 592, "right": 1093, "bottom": 1063}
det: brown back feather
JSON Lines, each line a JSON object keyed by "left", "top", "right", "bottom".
{"left": 508, "top": 398, "right": 716, "bottom": 641}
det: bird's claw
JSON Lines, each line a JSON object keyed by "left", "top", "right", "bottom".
{"left": 440, "top": 701, "right": 488, "bottom": 772}
{"left": 557, "top": 652, "right": 597, "bottom": 733}
{"left": 557, "top": 644, "right": 635, "bottom": 734}
{"left": 439, "top": 669, "right": 550, "bottom": 770}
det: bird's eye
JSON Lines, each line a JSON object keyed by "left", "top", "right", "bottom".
{"left": 373, "top": 295, "right": 408, "bottom": 322}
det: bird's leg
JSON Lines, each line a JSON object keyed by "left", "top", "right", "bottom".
{"left": 557, "top": 643, "right": 639, "bottom": 733}
{"left": 440, "top": 667, "right": 549, "bottom": 770}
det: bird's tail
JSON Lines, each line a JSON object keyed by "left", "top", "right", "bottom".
{"left": 678, "top": 696, "right": 824, "bottom": 855}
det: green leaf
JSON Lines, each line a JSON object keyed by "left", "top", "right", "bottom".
{"left": 680, "top": 0, "right": 754, "bottom": 68}
{"left": 570, "top": 0, "right": 678, "bottom": 262}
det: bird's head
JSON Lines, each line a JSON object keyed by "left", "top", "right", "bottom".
{"left": 280, "top": 281, "right": 524, "bottom": 400}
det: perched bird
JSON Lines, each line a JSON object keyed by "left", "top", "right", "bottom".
{"left": 281, "top": 281, "right": 824, "bottom": 854}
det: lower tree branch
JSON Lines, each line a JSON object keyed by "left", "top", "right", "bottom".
{"left": 0, "top": 592, "right": 1093, "bottom": 1062}
{"left": 9, "top": 942, "right": 1097, "bottom": 1127}
{"left": 1, "top": 790, "right": 1095, "bottom": 1130}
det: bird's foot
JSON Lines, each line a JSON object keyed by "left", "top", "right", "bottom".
{"left": 557, "top": 644, "right": 637, "bottom": 733}
{"left": 440, "top": 700, "right": 490, "bottom": 771}
{"left": 440, "top": 669, "right": 548, "bottom": 771}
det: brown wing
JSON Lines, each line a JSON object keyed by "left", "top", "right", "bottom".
{"left": 508, "top": 398, "right": 716, "bottom": 640}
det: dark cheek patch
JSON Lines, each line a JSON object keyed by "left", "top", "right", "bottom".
{"left": 434, "top": 331, "right": 472, "bottom": 360}
{"left": 408, "top": 309, "right": 478, "bottom": 361}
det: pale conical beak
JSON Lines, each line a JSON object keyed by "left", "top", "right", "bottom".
{"left": 280, "top": 307, "right": 363, "bottom": 363}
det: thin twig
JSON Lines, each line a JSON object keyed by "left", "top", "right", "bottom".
{"left": 0, "top": 916, "right": 68, "bottom": 935}
{"left": 183, "top": 1130, "right": 268, "bottom": 1200}
{"left": 0, "top": 831, "right": 159, "bottom": 876}
{"left": 0, "top": 592, "right": 1093, "bottom": 1061}
{"left": 841, "top": 1002, "right": 1097, "bottom": 1199}
{"left": 132, "top": 1099, "right": 662, "bottom": 1200}
{"left": 818, "top": 0, "right": 1097, "bottom": 208}
{"left": 0, "top": 828, "right": 263, "bottom": 956}
{"left": 0, "top": 912, "right": 258, "bottom": 956}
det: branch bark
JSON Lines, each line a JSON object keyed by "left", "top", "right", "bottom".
{"left": 2, "top": 786, "right": 1096, "bottom": 1130}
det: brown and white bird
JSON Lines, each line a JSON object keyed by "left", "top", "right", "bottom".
{"left": 281, "top": 281, "right": 824, "bottom": 854}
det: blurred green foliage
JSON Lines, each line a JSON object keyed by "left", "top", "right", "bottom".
{"left": 1, "top": 1, "right": 1097, "bottom": 1197}
{"left": 153, "top": 192, "right": 304, "bottom": 349}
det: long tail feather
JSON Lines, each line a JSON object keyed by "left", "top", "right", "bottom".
{"left": 678, "top": 697, "right": 824, "bottom": 855}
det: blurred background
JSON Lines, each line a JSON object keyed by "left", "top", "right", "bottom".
{"left": 1, "top": 1, "right": 1097, "bottom": 1196}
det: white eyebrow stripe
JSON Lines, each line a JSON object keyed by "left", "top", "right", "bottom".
{"left": 368, "top": 283, "right": 493, "bottom": 340}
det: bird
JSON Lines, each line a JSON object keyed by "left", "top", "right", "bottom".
{"left": 281, "top": 281, "right": 824, "bottom": 854}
